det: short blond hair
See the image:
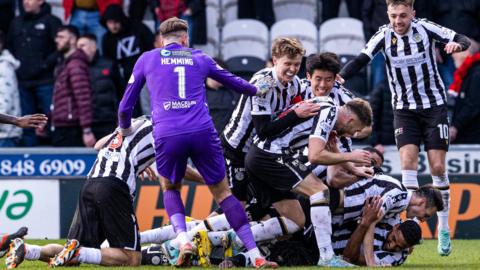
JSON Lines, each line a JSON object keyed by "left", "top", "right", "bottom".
{"left": 271, "top": 37, "right": 305, "bottom": 59}
{"left": 159, "top": 17, "right": 188, "bottom": 37}
{"left": 386, "top": 0, "right": 414, "bottom": 7}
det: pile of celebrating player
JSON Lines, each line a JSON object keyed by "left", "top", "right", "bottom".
{"left": 1, "top": 0, "right": 471, "bottom": 268}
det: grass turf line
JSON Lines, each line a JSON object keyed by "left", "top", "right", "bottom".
{"left": 1, "top": 239, "right": 479, "bottom": 269}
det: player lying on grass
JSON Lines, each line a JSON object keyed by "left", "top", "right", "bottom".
{"left": 3, "top": 116, "right": 203, "bottom": 269}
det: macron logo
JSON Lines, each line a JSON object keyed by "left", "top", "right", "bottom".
{"left": 163, "top": 102, "right": 172, "bottom": 110}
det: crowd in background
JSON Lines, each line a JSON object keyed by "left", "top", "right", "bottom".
{"left": 1, "top": 0, "right": 480, "bottom": 148}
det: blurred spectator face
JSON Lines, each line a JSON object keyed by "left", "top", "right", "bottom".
{"left": 23, "top": 0, "right": 44, "bottom": 14}
{"left": 272, "top": 54, "right": 302, "bottom": 85}
{"left": 307, "top": 69, "right": 335, "bottom": 97}
{"left": 106, "top": 20, "right": 122, "bottom": 34}
{"left": 77, "top": 37, "right": 97, "bottom": 62}
{"left": 55, "top": 30, "right": 76, "bottom": 53}
{"left": 387, "top": 4, "right": 415, "bottom": 35}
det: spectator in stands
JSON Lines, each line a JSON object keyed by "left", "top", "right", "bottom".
{"left": 369, "top": 77, "right": 394, "bottom": 153}
{"left": 322, "top": 0, "right": 364, "bottom": 21}
{"left": 362, "top": 0, "right": 431, "bottom": 88}
{"left": 101, "top": 4, "right": 153, "bottom": 113}
{"left": 431, "top": 0, "right": 480, "bottom": 89}
{"left": 449, "top": 44, "right": 480, "bottom": 144}
{"left": 0, "top": 30, "right": 22, "bottom": 147}
{"left": 51, "top": 26, "right": 96, "bottom": 147}
{"left": 63, "top": 0, "right": 121, "bottom": 54}
{"left": 206, "top": 58, "right": 240, "bottom": 133}
{"left": 0, "top": 0, "right": 15, "bottom": 34}
{"left": 7, "top": 0, "right": 62, "bottom": 146}
{"left": 238, "top": 0, "right": 275, "bottom": 28}
{"left": 77, "top": 33, "right": 121, "bottom": 140}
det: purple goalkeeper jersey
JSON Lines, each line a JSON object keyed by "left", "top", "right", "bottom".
{"left": 118, "top": 43, "right": 257, "bottom": 137}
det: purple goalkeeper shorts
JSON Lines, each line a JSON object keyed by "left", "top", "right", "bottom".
{"left": 154, "top": 128, "right": 226, "bottom": 185}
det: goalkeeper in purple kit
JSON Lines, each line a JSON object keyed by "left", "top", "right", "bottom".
{"left": 117, "top": 17, "right": 277, "bottom": 268}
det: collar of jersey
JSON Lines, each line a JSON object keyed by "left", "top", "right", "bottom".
{"left": 271, "top": 66, "right": 293, "bottom": 91}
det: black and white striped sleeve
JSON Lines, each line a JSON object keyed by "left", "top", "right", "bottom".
{"left": 374, "top": 250, "right": 409, "bottom": 266}
{"left": 418, "top": 19, "right": 456, "bottom": 43}
{"left": 380, "top": 189, "right": 409, "bottom": 219}
{"left": 310, "top": 105, "right": 338, "bottom": 142}
{"left": 361, "top": 26, "right": 387, "bottom": 59}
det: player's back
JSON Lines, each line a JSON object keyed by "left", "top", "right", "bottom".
{"left": 141, "top": 43, "right": 215, "bottom": 137}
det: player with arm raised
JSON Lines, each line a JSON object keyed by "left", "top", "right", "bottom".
{"left": 339, "top": 0, "right": 471, "bottom": 256}
{"left": 117, "top": 17, "right": 277, "bottom": 268}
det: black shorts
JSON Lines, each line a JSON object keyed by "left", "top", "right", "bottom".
{"left": 245, "top": 146, "right": 312, "bottom": 205}
{"left": 68, "top": 177, "right": 140, "bottom": 251}
{"left": 393, "top": 105, "right": 449, "bottom": 151}
{"left": 222, "top": 141, "right": 250, "bottom": 201}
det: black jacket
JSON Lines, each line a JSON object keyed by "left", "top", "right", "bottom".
{"left": 206, "top": 86, "right": 240, "bottom": 134}
{"left": 431, "top": 0, "right": 480, "bottom": 43}
{"left": 369, "top": 79, "right": 395, "bottom": 146}
{"left": 101, "top": 4, "right": 154, "bottom": 86}
{"left": 362, "top": 0, "right": 431, "bottom": 40}
{"left": 451, "top": 63, "right": 480, "bottom": 144}
{"left": 7, "top": 3, "right": 61, "bottom": 87}
{"left": 89, "top": 54, "right": 121, "bottom": 125}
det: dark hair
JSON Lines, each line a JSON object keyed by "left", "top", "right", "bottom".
{"left": 159, "top": 17, "right": 188, "bottom": 37}
{"left": 306, "top": 52, "right": 341, "bottom": 76}
{"left": 386, "top": 0, "right": 414, "bottom": 7}
{"left": 79, "top": 33, "right": 97, "bottom": 42}
{"left": 399, "top": 220, "right": 422, "bottom": 246}
{"left": 363, "top": 146, "right": 384, "bottom": 163}
{"left": 57, "top": 25, "right": 80, "bottom": 39}
{"left": 415, "top": 184, "right": 444, "bottom": 212}
{"left": 345, "top": 98, "right": 373, "bottom": 126}
{"left": 268, "top": 240, "right": 317, "bottom": 266}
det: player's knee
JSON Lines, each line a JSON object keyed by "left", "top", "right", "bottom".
{"left": 430, "top": 162, "right": 445, "bottom": 176}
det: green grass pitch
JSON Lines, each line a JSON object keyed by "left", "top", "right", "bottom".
{"left": 2, "top": 239, "right": 479, "bottom": 269}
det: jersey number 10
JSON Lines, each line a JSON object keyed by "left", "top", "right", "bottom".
{"left": 174, "top": 66, "right": 186, "bottom": 99}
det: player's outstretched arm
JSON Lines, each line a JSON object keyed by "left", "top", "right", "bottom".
{"left": 339, "top": 53, "right": 371, "bottom": 81}
{"left": 444, "top": 34, "right": 471, "bottom": 54}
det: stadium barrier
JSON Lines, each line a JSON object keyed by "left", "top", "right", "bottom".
{"left": 1, "top": 146, "right": 479, "bottom": 239}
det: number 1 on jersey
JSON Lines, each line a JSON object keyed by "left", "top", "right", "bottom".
{"left": 174, "top": 66, "right": 186, "bottom": 99}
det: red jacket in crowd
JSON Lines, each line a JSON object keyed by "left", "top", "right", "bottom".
{"left": 52, "top": 49, "right": 93, "bottom": 129}
{"left": 63, "top": 0, "right": 122, "bottom": 21}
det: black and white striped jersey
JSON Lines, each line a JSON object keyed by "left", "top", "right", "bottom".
{"left": 331, "top": 216, "right": 409, "bottom": 266}
{"left": 87, "top": 118, "right": 155, "bottom": 197}
{"left": 363, "top": 18, "right": 457, "bottom": 110}
{"left": 222, "top": 67, "right": 302, "bottom": 154}
{"left": 254, "top": 96, "right": 335, "bottom": 154}
{"left": 343, "top": 174, "right": 411, "bottom": 223}
{"left": 372, "top": 217, "right": 410, "bottom": 266}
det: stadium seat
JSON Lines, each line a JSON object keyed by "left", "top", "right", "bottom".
{"left": 222, "top": 19, "right": 269, "bottom": 61}
{"left": 221, "top": 0, "right": 238, "bottom": 25}
{"left": 226, "top": 57, "right": 266, "bottom": 80}
{"left": 319, "top": 18, "right": 365, "bottom": 55}
{"left": 273, "top": 0, "right": 317, "bottom": 22}
{"left": 270, "top": 19, "right": 318, "bottom": 55}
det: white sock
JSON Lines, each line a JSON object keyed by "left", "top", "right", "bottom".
{"left": 402, "top": 170, "right": 418, "bottom": 190}
{"left": 310, "top": 191, "right": 334, "bottom": 261}
{"left": 206, "top": 231, "right": 226, "bottom": 246}
{"left": 77, "top": 247, "right": 102, "bottom": 265}
{"left": 187, "top": 214, "right": 230, "bottom": 240}
{"left": 25, "top": 244, "right": 41, "bottom": 260}
{"left": 246, "top": 247, "right": 262, "bottom": 264}
{"left": 432, "top": 174, "right": 450, "bottom": 232}
{"left": 141, "top": 221, "right": 197, "bottom": 244}
{"left": 249, "top": 217, "right": 300, "bottom": 243}
{"left": 171, "top": 232, "right": 190, "bottom": 249}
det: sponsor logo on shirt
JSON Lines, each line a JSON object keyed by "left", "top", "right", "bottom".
{"left": 161, "top": 49, "right": 172, "bottom": 56}
{"left": 163, "top": 100, "right": 197, "bottom": 110}
{"left": 390, "top": 53, "right": 427, "bottom": 68}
